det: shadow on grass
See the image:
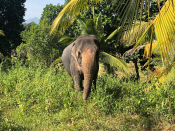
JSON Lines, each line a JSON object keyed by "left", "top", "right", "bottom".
{"left": 105, "top": 85, "right": 123, "bottom": 100}
{"left": 124, "top": 115, "right": 157, "bottom": 131}
{"left": 0, "top": 110, "right": 29, "bottom": 131}
{"left": 0, "top": 125, "right": 29, "bottom": 131}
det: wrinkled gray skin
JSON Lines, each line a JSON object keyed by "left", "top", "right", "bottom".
{"left": 62, "top": 35, "right": 100, "bottom": 100}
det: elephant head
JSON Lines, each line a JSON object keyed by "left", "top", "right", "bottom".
{"left": 70, "top": 35, "right": 100, "bottom": 100}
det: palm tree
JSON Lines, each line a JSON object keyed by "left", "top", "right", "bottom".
{"left": 51, "top": 16, "right": 129, "bottom": 74}
{"left": 51, "top": 0, "right": 175, "bottom": 81}
{"left": 77, "top": 17, "right": 129, "bottom": 73}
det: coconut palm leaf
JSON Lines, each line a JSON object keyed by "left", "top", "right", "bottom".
{"left": 105, "top": 27, "right": 121, "bottom": 42}
{"left": 153, "top": 0, "right": 175, "bottom": 67}
{"left": 0, "top": 30, "right": 5, "bottom": 36}
{"left": 141, "top": 55, "right": 163, "bottom": 70}
{"left": 143, "top": 42, "right": 159, "bottom": 58}
{"left": 50, "top": 0, "right": 175, "bottom": 78}
{"left": 50, "top": 0, "right": 102, "bottom": 35}
{"left": 77, "top": 16, "right": 129, "bottom": 74}
{"left": 147, "top": 68, "right": 163, "bottom": 78}
{"left": 132, "top": 23, "right": 154, "bottom": 49}
{"left": 100, "top": 52, "right": 130, "bottom": 74}
{"left": 148, "top": 59, "right": 175, "bottom": 89}
{"left": 156, "top": 60, "right": 175, "bottom": 80}
{"left": 128, "top": 0, "right": 175, "bottom": 74}
{"left": 122, "top": 21, "right": 152, "bottom": 45}
{"left": 134, "top": 1, "right": 175, "bottom": 66}
{"left": 112, "top": 0, "right": 148, "bottom": 43}
{"left": 77, "top": 16, "right": 104, "bottom": 40}
{"left": 50, "top": 57, "right": 62, "bottom": 67}
{"left": 58, "top": 36, "right": 76, "bottom": 44}
{"left": 78, "top": 19, "right": 97, "bottom": 35}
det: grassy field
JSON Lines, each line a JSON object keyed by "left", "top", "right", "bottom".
{"left": 0, "top": 60, "right": 175, "bottom": 130}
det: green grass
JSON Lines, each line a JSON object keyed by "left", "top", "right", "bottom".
{"left": 0, "top": 60, "right": 175, "bottom": 130}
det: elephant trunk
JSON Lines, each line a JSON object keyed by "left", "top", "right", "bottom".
{"left": 82, "top": 49, "right": 97, "bottom": 100}
{"left": 83, "top": 73, "right": 93, "bottom": 100}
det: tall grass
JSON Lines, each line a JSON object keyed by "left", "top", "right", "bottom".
{"left": 0, "top": 59, "right": 175, "bottom": 130}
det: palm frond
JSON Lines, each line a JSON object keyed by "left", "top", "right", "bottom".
{"left": 58, "top": 36, "right": 76, "bottom": 44}
{"left": 153, "top": 0, "right": 175, "bottom": 67}
{"left": 50, "top": 0, "right": 102, "bottom": 35}
{"left": 100, "top": 52, "right": 129, "bottom": 74}
{"left": 0, "top": 30, "right": 5, "bottom": 36}
{"left": 132, "top": 23, "right": 154, "bottom": 49}
{"left": 131, "top": 0, "right": 175, "bottom": 69}
{"left": 142, "top": 56, "right": 162, "bottom": 68}
{"left": 95, "top": 14, "right": 104, "bottom": 35}
{"left": 122, "top": 21, "right": 151, "bottom": 45}
{"left": 148, "top": 60, "right": 175, "bottom": 90}
{"left": 147, "top": 58, "right": 175, "bottom": 90}
{"left": 105, "top": 27, "right": 121, "bottom": 42}
{"left": 143, "top": 42, "right": 159, "bottom": 58}
{"left": 0, "top": 52, "right": 4, "bottom": 60}
{"left": 112, "top": 0, "right": 151, "bottom": 43}
{"left": 77, "top": 16, "right": 103, "bottom": 40}
{"left": 76, "top": 17, "right": 87, "bottom": 33}
{"left": 156, "top": 60, "right": 175, "bottom": 81}
{"left": 147, "top": 68, "right": 163, "bottom": 78}
{"left": 50, "top": 57, "right": 62, "bottom": 68}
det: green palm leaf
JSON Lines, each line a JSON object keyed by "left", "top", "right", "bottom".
{"left": 156, "top": 60, "right": 175, "bottom": 83}
{"left": 0, "top": 30, "right": 5, "bottom": 36}
{"left": 134, "top": 0, "right": 175, "bottom": 67}
{"left": 153, "top": 0, "right": 175, "bottom": 67}
{"left": 77, "top": 17, "right": 103, "bottom": 40}
{"left": 122, "top": 21, "right": 152, "bottom": 45}
{"left": 100, "top": 52, "right": 129, "bottom": 74}
{"left": 58, "top": 36, "right": 76, "bottom": 43}
{"left": 50, "top": 57, "right": 62, "bottom": 67}
{"left": 50, "top": 0, "right": 102, "bottom": 35}
{"left": 105, "top": 27, "right": 121, "bottom": 42}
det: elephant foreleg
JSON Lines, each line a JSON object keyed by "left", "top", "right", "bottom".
{"left": 93, "top": 74, "right": 98, "bottom": 91}
{"left": 72, "top": 76, "right": 83, "bottom": 93}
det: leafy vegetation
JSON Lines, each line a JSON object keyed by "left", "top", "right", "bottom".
{"left": 0, "top": 0, "right": 26, "bottom": 57}
{"left": 1, "top": 60, "right": 175, "bottom": 130}
{"left": 40, "top": 4, "right": 64, "bottom": 25}
{"left": 51, "top": 0, "right": 175, "bottom": 80}
{"left": 0, "top": 0, "right": 175, "bottom": 130}
{"left": 17, "top": 19, "right": 61, "bottom": 66}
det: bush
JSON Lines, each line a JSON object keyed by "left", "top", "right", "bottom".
{"left": 17, "top": 19, "right": 61, "bottom": 66}
{"left": 0, "top": 60, "right": 175, "bottom": 130}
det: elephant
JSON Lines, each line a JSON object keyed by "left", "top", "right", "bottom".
{"left": 62, "top": 35, "right": 100, "bottom": 100}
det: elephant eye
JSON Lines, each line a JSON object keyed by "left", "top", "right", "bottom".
{"left": 78, "top": 51, "right": 81, "bottom": 57}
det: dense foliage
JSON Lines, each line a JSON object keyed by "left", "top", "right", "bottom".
{"left": 0, "top": 0, "right": 175, "bottom": 130}
{"left": 17, "top": 19, "right": 61, "bottom": 66}
{"left": 40, "top": 4, "right": 64, "bottom": 25}
{"left": 0, "top": 0, "right": 26, "bottom": 56}
{"left": 0, "top": 60, "right": 175, "bottom": 130}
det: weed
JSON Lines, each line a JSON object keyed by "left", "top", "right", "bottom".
{"left": 0, "top": 60, "right": 175, "bottom": 130}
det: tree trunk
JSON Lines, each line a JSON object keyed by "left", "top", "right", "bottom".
{"left": 133, "top": 59, "right": 140, "bottom": 80}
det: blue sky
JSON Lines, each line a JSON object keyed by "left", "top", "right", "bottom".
{"left": 24, "top": 0, "right": 65, "bottom": 20}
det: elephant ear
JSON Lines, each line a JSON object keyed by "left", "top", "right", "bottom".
{"left": 71, "top": 42, "right": 76, "bottom": 59}
{"left": 71, "top": 42, "right": 82, "bottom": 70}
